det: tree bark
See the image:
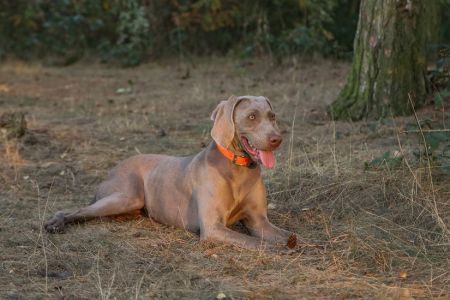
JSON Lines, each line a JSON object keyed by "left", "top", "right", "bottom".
{"left": 330, "top": 0, "right": 439, "bottom": 120}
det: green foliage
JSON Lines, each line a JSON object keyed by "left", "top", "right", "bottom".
{"left": 108, "top": 0, "right": 151, "bottom": 66}
{"left": 365, "top": 116, "right": 450, "bottom": 174}
{"left": 405, "top": 120, "right": 450, "bottom": 174}
{"left": 365, "top": 151, "right": 403, "bottom": 170}
{"left": 433, "top": 89, "right": 450, "bottom": 110}
{"left": 0, "top": 0, "right": 361, "bottom": 64}
{"left": 0, "top": 0, "right": 118, "bottom": 61}
{"left": 439, "top": 0, "right": 450, "bottom": 43}
{"left": 428, "top": 44, "right": 450, "bottom": 99}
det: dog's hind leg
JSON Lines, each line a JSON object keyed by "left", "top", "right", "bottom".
{"left": 44, "top": 192, "right": 144, "bottom": 233}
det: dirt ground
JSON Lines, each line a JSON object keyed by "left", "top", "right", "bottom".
{"left": 0, "top": 58, "right": 449, "bottom": 299}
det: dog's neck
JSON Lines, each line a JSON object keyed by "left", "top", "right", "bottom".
{"left": 212, "top": 137, "right": 257, "bottom": 169}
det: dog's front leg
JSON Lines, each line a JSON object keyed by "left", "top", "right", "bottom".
{"left": 200, "top": 223, "right": 272, "bottom": 250}
{"left": 196, "top": 186, "right": 272, "bottom": 250}
{"left": 244, "top": 215, "right": 294, "bottom": 244}
{"left": 242, "top": 179, "right": 297, "bottom": 246}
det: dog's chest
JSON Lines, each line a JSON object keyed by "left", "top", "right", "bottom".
{"left": 224, "top": 176, "right": 259, "bottom": 224}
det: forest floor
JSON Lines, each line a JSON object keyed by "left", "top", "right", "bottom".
{"left": 0, "top": 57, "right": 449, "bottom": 299}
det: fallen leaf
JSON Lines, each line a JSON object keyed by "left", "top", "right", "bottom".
{"left": 268, "top": 203, "right": 276, "bottom": 209}
{"left": 115, "top": 87, "right": 132, "bottom": 94}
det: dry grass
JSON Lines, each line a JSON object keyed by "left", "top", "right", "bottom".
{"left": 0, "top": 58, "right": 449, "bottom": 299}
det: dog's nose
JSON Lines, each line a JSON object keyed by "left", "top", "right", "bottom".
{"left": 269, "top": 134, "right": 282, "bottom": 148}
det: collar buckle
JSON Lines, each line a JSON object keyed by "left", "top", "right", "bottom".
{"left": 247, "top": 161, "right": 257, "bottom": 169}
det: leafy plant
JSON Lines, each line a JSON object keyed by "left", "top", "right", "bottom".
{"left": 365, "top": 151, "right": 403, "bottom": 170}
{"left": 109, "top": 0, "right": 151, "bottom": 66}
{"left": 433, "top": 89, "right": 450, "bottom": 109}
{"left": 405, "top": 120, "right": 450, "bottom": 174}
{"left": 428, "top": 44, "right": 450, "bottom": 108}
{"left": 0, "top": 0, "right": 363, "bottom": 63}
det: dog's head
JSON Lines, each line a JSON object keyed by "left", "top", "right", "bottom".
{"left": 210, "top": 95, "right": 282, "bottom": 169}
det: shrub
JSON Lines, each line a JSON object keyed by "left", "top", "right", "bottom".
{"left": 0, "top": 0, "right": 361, "bottom": 63}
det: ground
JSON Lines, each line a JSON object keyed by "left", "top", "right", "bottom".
{"left": 0, "top": 58, "right": 449, "bottom": 299}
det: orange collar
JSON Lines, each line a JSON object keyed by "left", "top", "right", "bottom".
{"left": 215, "top": 143, "right": 256, "bottom": 168}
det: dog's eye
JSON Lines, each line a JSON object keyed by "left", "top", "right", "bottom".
{"left": 248, "top": 114, "right": 256, "bottom": 120}
{"left": 269, "top": 113, "right": 276, "bottom": 120}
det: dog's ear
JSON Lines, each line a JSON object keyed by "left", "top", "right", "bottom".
{"left": 210, "top": 95, "right": 241, "bottom": 148}
{"left": 264, "top": 96, "right": 273, "bottom": 110}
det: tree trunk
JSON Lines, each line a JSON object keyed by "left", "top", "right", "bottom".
{"left": 330, "top": 0, "right": 439, "bottom": 120}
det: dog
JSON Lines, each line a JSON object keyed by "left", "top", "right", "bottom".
{"left": 45, "top": 95, "right": 297, "bottom": 250}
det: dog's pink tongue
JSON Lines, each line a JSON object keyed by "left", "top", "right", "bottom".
{"left": 259, "top": 150, "right": 276, "bottom": 169}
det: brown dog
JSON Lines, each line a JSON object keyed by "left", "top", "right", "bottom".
{"left": 45, "top": 95, "right": 297, "bottom": 250}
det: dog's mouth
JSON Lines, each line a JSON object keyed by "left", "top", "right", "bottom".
{"left": 240, "top": 136, "right": 276, "bottom": 169}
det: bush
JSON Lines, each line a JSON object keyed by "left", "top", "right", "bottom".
{"left": 0, "top": 0, "right": 361, "bottom": 64}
